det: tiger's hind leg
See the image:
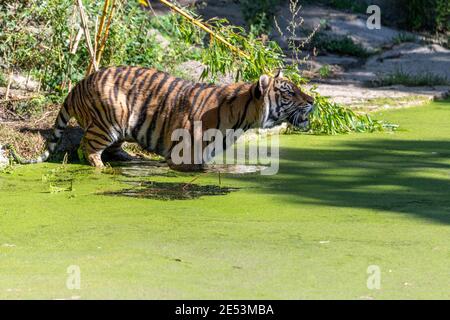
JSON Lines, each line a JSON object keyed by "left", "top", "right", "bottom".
{"left": 81, "top": 127, "right": 117, "bottom": 168}
{"left": 103, "top": 142, "right": 135, "bottom": 161}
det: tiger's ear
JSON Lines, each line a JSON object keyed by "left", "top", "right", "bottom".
{"left": 274, "top": 69, "right": 284, "bottom": 78}
{"left": 258, "top": 75, "right": 271, "bottom": 96}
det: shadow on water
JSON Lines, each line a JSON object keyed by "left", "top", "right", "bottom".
{"left": 99, "top": 161, "right": 266, "bottom": 200}
{"left": 31, "top": 128, "right": 450, "bottom": 216}
{"left": 100, "top": 180, "right": 239, "bottom": 201}
{"left": 231, "top": 138, "right": 450, "bottom": 224}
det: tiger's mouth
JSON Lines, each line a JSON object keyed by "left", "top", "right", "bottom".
{"left": 288, "top": 104, "right": 314, "bottom": 129}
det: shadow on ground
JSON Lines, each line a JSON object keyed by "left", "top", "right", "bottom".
{"left": 233, "top": 138, "right": 450, "bottom": 225}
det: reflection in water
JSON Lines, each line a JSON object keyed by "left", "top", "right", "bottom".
{"left": 99, "top": 160, "right": 268, "bottom": 200}
{"left": 100, "top": 180, "right": 239, "bottom": 200}
{"left": 206, "top": 164, "right": 269, "bottom": 174}
{"left": 110, "top": 160, "right": 269, "bottom": 176}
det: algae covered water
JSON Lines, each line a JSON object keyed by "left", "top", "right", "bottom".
{"left": 0, "top": 101, "right": 449, "bottom": 299}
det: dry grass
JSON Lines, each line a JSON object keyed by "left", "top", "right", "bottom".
{"left": 0, "top": 103, "right": 59, "bottom": 159}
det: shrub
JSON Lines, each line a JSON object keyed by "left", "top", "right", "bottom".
{"left": 401, "top": 0, "right": 449, "bottom": 32}
{"left": 0, "top": 1, "right": 202, "bottom": 95}
{"left": 240, "top": 0, "right": 282, "bottom": 35}
{"left": 311, "top": 34, "right": 370, "bottom": 57}
{"left": 0, "top": 71, "right": 6, "bottom": 87}
{"left": 309, "top": 93, "right": 389, "bottom": 135}
{"left": 327, "top": 0, "right": 367, "bottom": 14}
{"left": 375, "top": 70, "right": 450, "bottom": 87}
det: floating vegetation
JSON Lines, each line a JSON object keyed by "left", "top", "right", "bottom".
{"left": 100, "top": 180, "right": 239, "bottom": 201}
{"left": 205, "top": 164, "right": 269, "bottom": 175}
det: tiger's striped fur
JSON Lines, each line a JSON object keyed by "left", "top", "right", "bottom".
{"left": 10, "top": 66, "right": 314, "bottom": 170}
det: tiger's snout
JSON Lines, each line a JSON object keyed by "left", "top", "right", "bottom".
{"left": 289, "top": 103, "right": 314, "bottom": 130}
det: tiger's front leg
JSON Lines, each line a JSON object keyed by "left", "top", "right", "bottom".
{"left": 81, "top": 138, "right": 106, "bottom": 168}
{"left": 81, "top": 125, "right": 118, "bottom": 168}
{"left": 165, "top": 139, "right": 207, "bottom": 172}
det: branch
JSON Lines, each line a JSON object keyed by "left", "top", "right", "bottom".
{"left": 76, "top": 0, "right": 98, "bottom": 75}
{"left": 145, "top": 0, "right": 251, "bottom": 60}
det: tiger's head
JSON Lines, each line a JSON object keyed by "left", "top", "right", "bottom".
{"left": 258, "top": 70, "right": 314, "bottom": 129}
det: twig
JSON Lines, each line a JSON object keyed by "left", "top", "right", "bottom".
{"left": 71, "top": 28, "right": 83, "bottom": 54}
{"left": 274, "top": 0, "right": 320, "bottom": 65}
{"left": 94, "top": 16, "right": 99, "bottom": 63}
{"left": 77, "top": 0, "right": 98, "bottom": 74}
{"left": 95, "top": 0, "right": 116, "bottom": 67}
{"left": 145, "top": 0, "right": 170, "bottom": 34}
{"left": 182, "top": 172, "right": 208, "bottom": 191}
{"left": 4, "top": 109, "right": 26, "bottom": 121}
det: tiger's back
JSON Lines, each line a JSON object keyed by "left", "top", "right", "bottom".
{"left": 68, "top": 67, "right": 190, "bottom": 156}
{"left": 65, "top": 66, "right": 261, "bottom": 168}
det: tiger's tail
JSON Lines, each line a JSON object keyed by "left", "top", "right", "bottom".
{"left": 7, "top": 100, "right": 71, "bottom": 164}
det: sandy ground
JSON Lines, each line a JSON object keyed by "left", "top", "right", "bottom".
{"left": 2, "top": 100, "right": 450, "bottom": 299}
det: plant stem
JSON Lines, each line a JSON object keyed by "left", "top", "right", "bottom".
{"left": 86, "top": 0, "right": 110, "bottom": 75}
{"left": 77, "top": 0, "right": 98, "bottom": 75}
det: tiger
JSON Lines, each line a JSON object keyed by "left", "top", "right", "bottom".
{"left": 8, "top": 66, "right": 314, "bottom": 171}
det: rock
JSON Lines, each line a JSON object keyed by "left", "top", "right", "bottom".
{"left": 0, "top": 144, "right": 9, "bottom": 168}
{"left": 308, "top": 83, "right": 448, "bottom": 112}
{"left": 176, "top": 60, "right": 205, "bottom": 81}
{"left": 197, "top": 0, "right": 246, "bottom": 28}
{"left": 175, "top": 60, "right": 235, "bottom": 84}
{"left": 141, "top": 0, "right": 198, "bottom": 16}
{"left": 240, "top": 123, "right": 289, "bottom": 143}
{"left": 275, "top": 4, "right": 411, "bottom": 53}
{"left": 10, "top": 73, "right": 40, "bottom": 91}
